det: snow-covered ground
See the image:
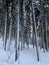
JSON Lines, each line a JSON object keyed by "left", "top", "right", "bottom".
{"left": 0, "top": 38, "right": 49, "bottom": 65}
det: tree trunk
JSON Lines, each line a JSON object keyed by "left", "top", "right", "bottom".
{"left": 4, "top": 13, "right": 7, "bottom": 50}
{"left": 15, "top": 0, "right": 20, "bottom": 61}
{"left": 8, "top": 3, "right": 12, "bottom": 51}
{"left": 32, "top": 1, "right": 39, "bottom": 61}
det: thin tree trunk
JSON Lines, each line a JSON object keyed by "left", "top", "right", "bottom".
{"left": 23, "top": 0, "right": 25, "bottom": 49}
{"left": 32, "top": 1, "right": 39, "bottom": 61}
{"left": 8, "top": 3, "right": 12, "bottom": 51}
{"left": 45, "top": 13, "right": 48, "bottom": 51}
{"left": 15, "top": 0, "right": 20, "bottom": 61}
{"left": 4, "top": 13, "right": 7, "bottom": 50}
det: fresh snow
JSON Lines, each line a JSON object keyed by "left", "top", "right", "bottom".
{"left": 0, "top": 38, "right": 49, "bottom": 65}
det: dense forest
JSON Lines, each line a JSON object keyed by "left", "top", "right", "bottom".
{"left": 0, "top": 0, "right": 49, "bottom": 65}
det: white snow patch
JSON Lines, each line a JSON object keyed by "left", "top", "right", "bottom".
{"left": 0, "top": 38, "right": 49, "bottom": 65}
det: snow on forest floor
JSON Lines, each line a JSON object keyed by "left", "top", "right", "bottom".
{"left": 0, "top": 38, "right": 49, "bottom": 65}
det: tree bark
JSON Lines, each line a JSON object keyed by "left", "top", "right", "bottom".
{"left": 32, "top": 1, "right": 39, "bottom": 61}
